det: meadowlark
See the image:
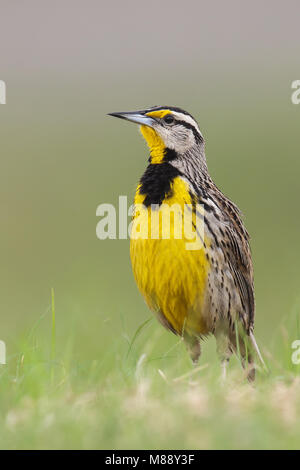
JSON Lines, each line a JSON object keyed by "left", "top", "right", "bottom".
{"left": 109, "top": 106, "right": 264, "bottom": 381}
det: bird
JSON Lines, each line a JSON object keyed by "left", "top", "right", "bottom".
{"left": 108, "top": 105, "right": 265, "bottom": 381}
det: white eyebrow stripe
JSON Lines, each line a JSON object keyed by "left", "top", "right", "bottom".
{"left": 171, "top": 112, "right": 203, "bottom": 137}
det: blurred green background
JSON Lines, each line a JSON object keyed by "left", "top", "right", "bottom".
{"left": 1, "top": 1, "right": 300, "bottom": 368}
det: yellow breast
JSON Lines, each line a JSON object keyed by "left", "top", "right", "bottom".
{"left": 130, "top": 176, "right": 210, "bottom": 336}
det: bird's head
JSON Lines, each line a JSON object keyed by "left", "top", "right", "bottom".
{"left": 108, "top": 106, "right": 205, "bottom": 164}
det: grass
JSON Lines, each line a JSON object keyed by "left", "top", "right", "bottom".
{"left": 50, "top": 288, "right": 56, "bottom": 385}
{"left": 0, "top": 295, "right": 299, "bottom": 450}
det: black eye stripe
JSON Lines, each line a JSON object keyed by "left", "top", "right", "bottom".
{"left": 175, "top": 120, "right": 203, "bottom": 143}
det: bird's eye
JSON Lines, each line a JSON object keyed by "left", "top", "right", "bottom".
{"left": 163, "top": 114, "right": 174, "bottom": 124}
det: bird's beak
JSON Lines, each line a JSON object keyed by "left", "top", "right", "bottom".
{"left": 107, "top": 110, "right": 155, "bottom": 128}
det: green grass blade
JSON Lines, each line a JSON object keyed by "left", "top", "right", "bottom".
{"left": 125, "top": 317, "right": 152, "bottom": 359}
{"left": 51, "top": 287, "right": 56, "bottom": 382}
